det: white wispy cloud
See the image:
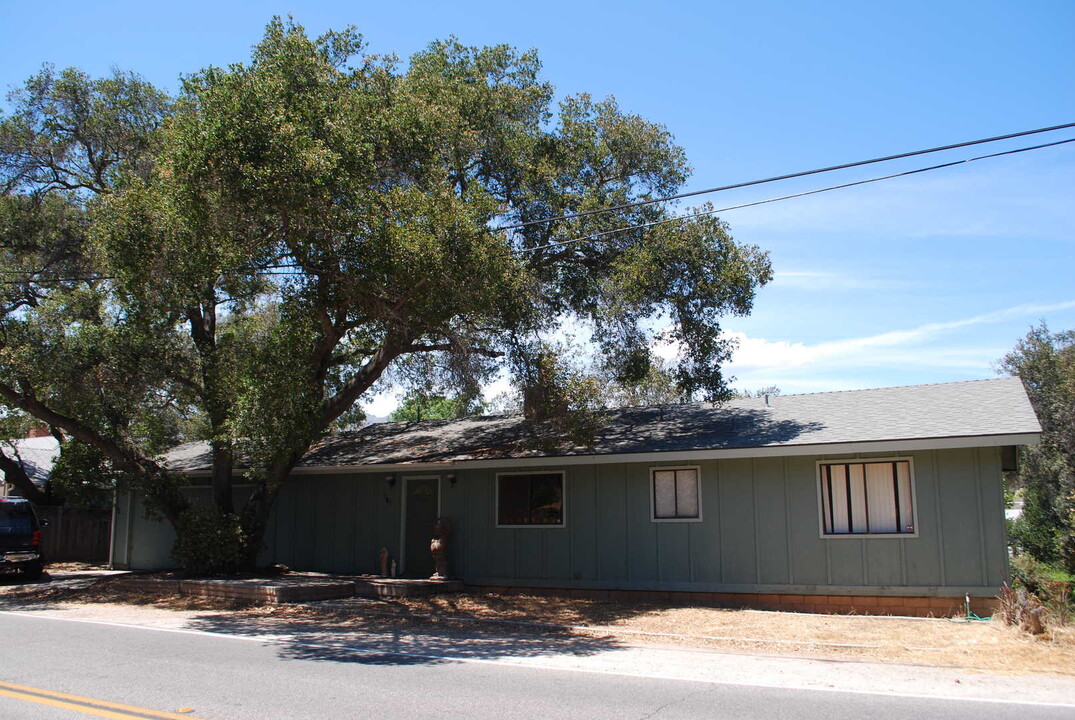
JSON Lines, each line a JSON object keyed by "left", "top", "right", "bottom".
{"left": 365, "top": 300, "right": 1075, "bottom": 417}
{"left": 769, "top": 270, "right": 910, "bottom": 291}
{"left": 726, "top": 300, "right": 1075, "bottom": 373}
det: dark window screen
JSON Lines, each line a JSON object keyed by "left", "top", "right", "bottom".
{"left": 497, "top": 473, "right": 564, "bottom": 526}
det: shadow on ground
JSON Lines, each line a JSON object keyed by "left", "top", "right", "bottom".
{"left": 0, "top": 574, "right": 629, "bottom": 667}
{"left": 182, "top": 608, "right": 625, "bottom": 666}
{"left": 0, "top": 572, "right": 118, "bottom": 612}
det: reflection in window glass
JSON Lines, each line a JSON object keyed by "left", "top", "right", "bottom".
{"left": 497, "top": 473, "right": 564, "bottom": 526}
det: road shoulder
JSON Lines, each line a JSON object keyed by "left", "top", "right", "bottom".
{"left": 2, "top": 599, "right": 1073, "bottom": 709}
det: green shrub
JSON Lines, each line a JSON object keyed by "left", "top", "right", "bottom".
{"left": 1010, "top": 554, "right": 1074, "bottom": 626}
{"left": 1007, "top": 485, "right": 1062, "bottom": 563}
{"left": 171, "top": 505, "right": 247, "bottom": 576}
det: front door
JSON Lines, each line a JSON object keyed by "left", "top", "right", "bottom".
{"left": 402, "top": 476, "right": 439, "bottom": 578}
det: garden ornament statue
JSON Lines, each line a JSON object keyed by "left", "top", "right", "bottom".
{"left": 430, "top": 517, "right": 452, "bottom": 580}
{"left": 379, "top": 547, "right": 389, "bottom": 576}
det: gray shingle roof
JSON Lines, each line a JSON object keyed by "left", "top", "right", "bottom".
{"left": 164, "top": 377, "right": 1041, "bottom": 472}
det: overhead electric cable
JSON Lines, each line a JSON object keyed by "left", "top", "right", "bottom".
{"left": 517, "top": 136, "right": 1075, "bottom": 255}
{"left": 497, "top": 122, "right": 1075, "bottom": 232}
{"left": 2, "top": 133, "right": 1072, "bottom": 284}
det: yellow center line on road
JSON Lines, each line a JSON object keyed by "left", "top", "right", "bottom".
{"left": 0, "top": 680, "right": 208, "bottom": 720}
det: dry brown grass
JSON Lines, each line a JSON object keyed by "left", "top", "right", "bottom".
{"left": 351, "top": 592, "right": 1075, "bottom": 676}
{"left": 45, "top": 562, "right": 110, "bottom": 572}
{"left": 0, "top": 574, "right": 253, "bottom": 611}
{"left": 3, "top": 578, "right": 1073, "bottom": 676}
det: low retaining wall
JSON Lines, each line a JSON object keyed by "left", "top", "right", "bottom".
{"left": 179, "top": 578, "right": 357, "bottom": 603}
{"left": 111, "top": 575, "right": 462, "bottom": 603}
{"left": 468, "top": 586, "right": 999, "bottom": 618}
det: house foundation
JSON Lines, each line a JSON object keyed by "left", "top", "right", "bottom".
{"left": 468, "top": 585, "right": 998, "bottom": 618}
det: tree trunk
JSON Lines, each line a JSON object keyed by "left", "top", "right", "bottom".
{"left": 186, "top": 301, "right": 235, "bottom": 516}
{"left": 231, "top": 338, "right": 406, "bottom": 572}
{"left": 237, "top": 470, "right": 287, "bottom": 571}
{"left": 210, "top": 443, "right": 234, "bottom": 514}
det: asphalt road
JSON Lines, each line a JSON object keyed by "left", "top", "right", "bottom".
{"left": 0, "top": 611, "right": 1072, "bottom": 720}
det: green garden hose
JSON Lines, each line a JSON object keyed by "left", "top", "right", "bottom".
{"left": 963, "top": 593, "right": 992, "bottom": 622}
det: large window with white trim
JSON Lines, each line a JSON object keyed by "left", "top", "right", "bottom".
{"left": 651, "top": 466, "right": 701, "bottom": 521}
{"left": 818, "top": 460, "right": 915, "bottom": 536}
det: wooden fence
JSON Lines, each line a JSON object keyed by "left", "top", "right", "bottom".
{"left": 36, "top": 506, "right": 112, "bottom": 563}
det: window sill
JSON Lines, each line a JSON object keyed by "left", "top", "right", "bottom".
{"left": 495, "top": 524, "right": 566, "bottom": 529}
{"left": 820, "top": 532, "right": 919, "bottom": 539}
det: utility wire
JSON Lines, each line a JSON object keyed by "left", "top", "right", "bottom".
{"left": 496, "top": 121, "right": 1075, "bottom": 232}
{"left": 2, "top": 133, "right": 1072, "bottom": 285}
{"left": 516, "top": 136, "right": 1075, "bottom": 255}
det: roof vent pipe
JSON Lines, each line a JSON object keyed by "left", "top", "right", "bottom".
{"left": 764, "top": 394, "right": 770, "bottom": 407}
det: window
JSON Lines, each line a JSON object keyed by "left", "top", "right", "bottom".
{"left": 818, "top": 460, "right": 915, "bottom": 536}
{"left": 651, "top": 466, "right": 701, "bottom": 521}
{"left": 0, "top": 501, "right": 34, "bottom": 534}
{"left": 496, "top": 472, "right": 565, "bottom": 527}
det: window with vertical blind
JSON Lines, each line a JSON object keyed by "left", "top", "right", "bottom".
{"left": 651, "top": 466, "right": 702, "bottom": 521}
{"left": 818, "top": 459, "right": 916, "bottom": 536}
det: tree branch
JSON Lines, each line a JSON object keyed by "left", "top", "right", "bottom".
{"left": 0, "top": 449, "right": 51, "bottom": 505}
{"left": 320, "top": 337, "right": 405, "bottom": 427}
{"left": 0, "top": 379, "right": 162, "bottom": 479}
{"left": 403, "top": 342, "right": 503, "bottom": 358}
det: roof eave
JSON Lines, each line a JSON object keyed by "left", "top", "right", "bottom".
{"left": 172, "top": 431, "right": 1041, "bottom": 476}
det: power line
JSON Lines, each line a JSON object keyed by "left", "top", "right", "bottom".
{"left": 3, "top": 133, "right": 1072, "bottom": 284}
{"left": 0, "top": 269, "right": 307, "bottom": 284}
{"left": 517, "top": 136, "right": 1075, "bottom": 255}
{"left": 496, "top": 121, "right": 1075, "bottom": 233}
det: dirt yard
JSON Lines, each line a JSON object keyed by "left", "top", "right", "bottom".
{"left": 3, "top": 573, "right": 1072, "bottom": 677}
{"left": 366, "top": 592, "right": 1075, "bottom": 676}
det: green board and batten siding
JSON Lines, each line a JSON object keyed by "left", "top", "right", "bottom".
{"left": 112, "top": 446, "right": 1009, "bottom": 597}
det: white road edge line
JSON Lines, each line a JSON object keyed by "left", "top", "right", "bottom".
{"left": 2, "top": 609, "right": 1072, "bottom": 710}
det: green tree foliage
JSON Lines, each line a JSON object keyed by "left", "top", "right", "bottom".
{"left": 389, "top": 393, "right": 484, "bottom": 422}
{"left": 48, "top": 440, "right": 127, "bottom": 509}
{"left": 590, "top": 355, "right": 686, "bottom": 408}
{"left": 0, "top": 66, "right": 190, "bottom": 515}
{"left": 1, "top": 18, "right": 771, "bottom": 572}
{"left": 734, "top": 385, "right": 782, "bottom": 399}
{"left": 1001, "top": 325, "right": 1075, "bottom": 573}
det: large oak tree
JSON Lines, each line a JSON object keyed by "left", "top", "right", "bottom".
{"left": 1, "top": 18, "right": 771, "bottom": 571}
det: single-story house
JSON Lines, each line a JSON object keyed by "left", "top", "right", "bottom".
{"left": 111, "top": 377, "right": 1041, "bottom": 615}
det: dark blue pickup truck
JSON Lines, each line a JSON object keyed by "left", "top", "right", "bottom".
{"left": 0, "top": 498, "right": 44, "bottom": 581}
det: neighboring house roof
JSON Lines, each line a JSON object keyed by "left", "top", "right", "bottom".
{"left": 166, "top": 377, "right": 1041, "bottom": 473}
{"left": 0, "top": 436, "right": 61, "bottom": 487}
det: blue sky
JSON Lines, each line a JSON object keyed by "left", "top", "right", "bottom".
{"left": 3, "top": 1, "right": 1073, "bottom": 412}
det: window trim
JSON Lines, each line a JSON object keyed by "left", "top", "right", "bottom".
{"left": 815, "top": 457, "right": 919, "bottom": 539}
{"left": 494, "top": 470, "right": 567, "bottom": 529}
{"left": 649, "top": 465, "right": 703, "bottom": 523}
